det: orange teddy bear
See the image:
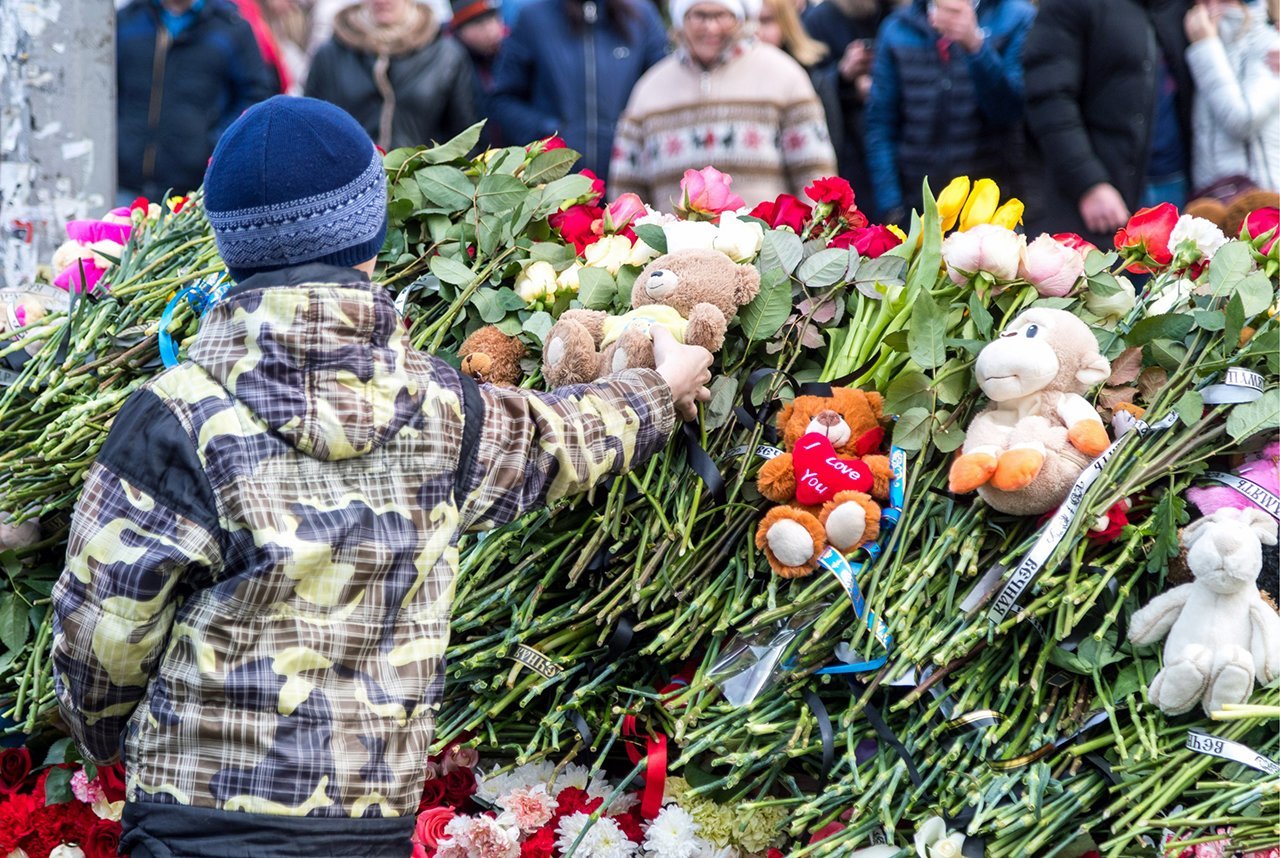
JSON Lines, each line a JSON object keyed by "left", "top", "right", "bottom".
{"left": 755, "top": 388, "right": 892, "bottom": 577}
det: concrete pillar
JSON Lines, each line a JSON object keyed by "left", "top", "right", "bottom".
{"left": 0, "top": 0, "right": 115, "bottom": 293}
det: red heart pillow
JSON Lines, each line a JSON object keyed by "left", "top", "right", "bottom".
{"left": 792, "top": 432, "right": 874, "bottom": 506}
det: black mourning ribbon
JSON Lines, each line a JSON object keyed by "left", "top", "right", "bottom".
{"left": 568, "top": 616, "right": 637, "bottom": 756}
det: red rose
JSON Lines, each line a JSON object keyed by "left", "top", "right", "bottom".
{"left": 521, "top": 825, "right": 557, "bottom": 858}
{"left": 580, "top": 169, "right": 606, "bottom": 202}
{"left": 767, "top": 850, "right": 785, "bottom": 858}
{"left": 1114, "top": 202, "right": 1178, "bottom": 273}
{"left": 808, "top": 820, "right": 845, "bottom": 844}
{"left": 97, "top": 762, "right": 127, "bottom": 803}
{"left": 549, "top": 203, "right": 604, "bottom": 254}
{"left": 418, "top": 776, "right": 448, "bottom": 811}
{"left": 414, "top": 806, "right": 455, "bottom": 848}
{"left": 0, "top": 747, "right": 32, "bottom": 794}
{"left": 553, "top": 786, "right": 601, "bottom": 818}
{"left": 542, "top": 136, "right": 567, "bottom": 151}
{"left": 804, "top": 176, "right": 855, "bottom": 213}
{"left": 1052, "top": 231, "right": 1099, "bottom": 259}
{"left": 1243, "top": 206, "right": 1279, "bottom": 254}
{"left": 83, "top": 817, "right": 123, "bottom": 858}
{"left": 749, "top": 194, "right": 812, "bottom": 233}
{"left": 612, "top": 812, "right": 644, "bottom": 844}
{"left": 441, "top": 767, "right": 476, "bottom": 807}
{"left": 829, "top": 225, "right": 902, "bottom": 258}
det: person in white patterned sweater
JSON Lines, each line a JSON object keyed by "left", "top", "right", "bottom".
{"left": 608, "top": 0, "right": 838, "bottom": 210}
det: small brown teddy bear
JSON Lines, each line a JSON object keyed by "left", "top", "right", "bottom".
{"left": 540, "top": 248, "right": 760, "bottom": 387}
{"left": 755, "top": 388, "right": 892, "bottom": 578}
{"left": 458, "top": 325, "right": 526, "bottom": 386}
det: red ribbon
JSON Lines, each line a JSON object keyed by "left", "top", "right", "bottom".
{"left": 622, "top": 715, "right": 667, "bottom": 820}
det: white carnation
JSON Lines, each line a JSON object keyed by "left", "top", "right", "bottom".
{"left": 643, "top": 805, "right": 702, "bottom": 858}
{"left": 1170, "top": 214, "right": 1228, "bottom": 260}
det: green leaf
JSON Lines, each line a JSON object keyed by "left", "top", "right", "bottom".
{"left": 470, "top": 289, "right": 508, "bottom": 323}
{"left": 420, "top": 121, "right": 484, "bottom": 164}
{"left": 534, "top": 175, "right": 594, "bottom": 216}
{"left": 737, "top": 268, "right": 792, "bottom": 341}
{"left": 1087, "top": 271, "right": 1122, "bottom": 298}
{"left": 884, "top": 370, "right": 931, "bottom": 416}
{"left": 1126, "top": 313, "right": 1194, "bottom": 347}
{"left": 382, "top": 147, "right": 419, "bottom": 173}
{"left": 892, "top": 407, "right": 932, "bottom": 452}
{"left": 1227, "top": 388, "right": 1280, "bottom": 442}
{"left": 1225, "top": 293, "right": 1246, "bottom": 350}
{"left": 392, "top": 175, "right": 425, "bottom": 211}
{"left": 0, "top": 592, "right": 27, "bottom": 654}
{"left": 475, "top": 174, "right": 529, "bottom": 214}
{"left": 634, "top": 224, "right": 668, "bottom": 255}
{"left": 416, "top": 166, "right": 474, "bottom": 212}
{"left": 44, "top": 766, "right": 74, "bottom": 805}
{"left": 1076, "top": 635, "right": 1125, "bottom": 670}
{"left": 522, "top": 311, "right": 554, "bottom": 344}
{"left": 1174, "top": 389, "right": 1203, "bottom": 427}
{"left": 429, "top": 255, "right": 475, "bottom": 287}
{"left": 477, "top": 213, "right": 504, "bottom": 257}
{"left": 853, "top": 255, "right": 908, "bottom": 299}
{"left": 494, "top": 316, "right": 523, "bottom": 336}
{"left": 1032, "top": 297, "right": 1075, "bottom": 310}
{"left": 1207, "top": 240, "right": 1253, "bottom": 296}
{"left": 705, "top": 375, "right": 739, "bottom": 430}
{"left": 758, "top": 230, "right": 804, "bottom": 276}
{"left": 882, "top": 330, "right": 910, "bottom": 353}
{"left": 797, "top": 248, "right": 849, "bottom": 289}
{"left": 1192, "top": 309, "right": 1226, "bottom": 331}
{"left": 1084, "top": 249, "right": 1118, "bottom": 277}
{"left": 967, "top": 292, "right": 994, "bottom": 338}
{"left": 934, "top": 365, "right": 969, "bottom": 406}
{"left": 530, "top": 242, "right": 575, "bottom": 266}
{"left": 616, "top": 267, "right": 638, "bottom": 306}
{"left": 1145, "top": 338, "right": 1187, "bottom": 372}
{"left": 577, "top": 268, "right": 616, "bottom": 310}
{"left": 522, "top": 148, "right": 579, "bottom": 186}
{"left": 932, "top": 418, "right": 966, "bottom": 453}
{"left": 1111, "top": 663, "right": 1143, "bottom": 700}
{"left": 43, "top": 737, "right": 74, "bottom": 766}
{"left": 907, "top": 294, "right": 947, "bottom": 369}
{"left": 1236, "top": 271, "right": 1273, "bottom": 318}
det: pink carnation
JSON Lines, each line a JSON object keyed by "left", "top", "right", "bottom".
{"left": 71, "top": 769, "right": 106, "bottom": 805}
{"left": 441, "top": 815, "right": 520, "bottom": 858}
{"left": 499, "top": 784, "right": 556, "bottom": 832}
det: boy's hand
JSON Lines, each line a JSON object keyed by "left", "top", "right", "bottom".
{"left": 652, "top": 327, "right": 713, "bottom": 422}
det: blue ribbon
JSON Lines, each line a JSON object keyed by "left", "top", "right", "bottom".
{"left": 814, "top": 444, "right": 906, "bottom": 676}
{"left": 159, "top": 274, "right": 230, "bottom": 368}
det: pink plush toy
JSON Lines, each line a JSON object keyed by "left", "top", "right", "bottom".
{"left": 1187, "top": 442, "right": 1280, "bottom": 517}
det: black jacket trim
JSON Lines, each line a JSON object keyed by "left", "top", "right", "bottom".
{"left": 453, "top": 368, "right": 486, "bottom": 503}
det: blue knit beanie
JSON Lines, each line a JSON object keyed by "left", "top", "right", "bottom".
{"left": 204, "top": 96, "right": 388, "bottom": 282}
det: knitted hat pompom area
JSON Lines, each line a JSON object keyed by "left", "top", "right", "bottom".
{"left": 203, "top": 96, "right": 389, "bottom": 282}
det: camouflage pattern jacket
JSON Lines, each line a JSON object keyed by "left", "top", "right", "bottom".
{"left": 51, "top": 265, "right": 674, "bottom": 850}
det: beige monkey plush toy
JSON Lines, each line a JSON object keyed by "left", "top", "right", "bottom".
{"left": 1128, "top": 508, "right": 1280, "bottom": 716}
{"left": 949, "top": 308, "right": 1111, "bottom": 515}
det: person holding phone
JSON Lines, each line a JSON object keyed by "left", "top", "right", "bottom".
{"left": 863, "top": 0, "right": 1035, "bottom": 226}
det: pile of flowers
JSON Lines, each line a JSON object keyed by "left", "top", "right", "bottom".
{"left": 0, "top": 745, "right": 123, "bottom": 858}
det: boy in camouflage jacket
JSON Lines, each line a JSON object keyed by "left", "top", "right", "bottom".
{"left": 51, "top": 97, "right": 712, "bottom": 857}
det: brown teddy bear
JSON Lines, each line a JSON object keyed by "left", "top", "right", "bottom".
{"left": 755, "top": 388, "right": 892, "bottom": 578}
{"left": 540, "top": 248, "right": 760, "bottom": 387}
{"left": 458, "top": 325, "right": 526, "bottom": 386}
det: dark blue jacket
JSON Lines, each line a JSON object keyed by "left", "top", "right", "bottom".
{"left": 117, "top": 0, "right": 272, "bottom": 199}
{"left": 863, "top": 0, "right": 1035, "bottom": 217}
{"left": 489, "top": 0, "right": 668, "bottom": 181}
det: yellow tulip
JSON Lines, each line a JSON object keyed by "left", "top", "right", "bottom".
{"left": 936, "top": 176, "right": 971, "bottom": 232}
{"left": 958, "top": 178, "right": 1001, "bottom": 231}
{"left": 990, "top": 198, "right": 1025, "bottom": 230}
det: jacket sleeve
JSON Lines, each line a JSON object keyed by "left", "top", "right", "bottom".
{"left": 445, "top": 44, "right": 480, "bottom": 140}
{"left": 217, "top": 15, "right": 274, "bottom": 142}
{"left": 966, "top": 5, "right": 1035, "bottom": 126}
{"left": 51, "top": 391, "right": 222, "bottom": 765}
{"left": 456, "top": 368, "right": 677, "bottom": 531}
{"left": 640, "top": 7, "right": 670, "bottom": 69}
{"left": 864, "top": 21, "right": 904, "bottom": 214}
{"left": 1185, "top": 35, "right": 1280, "bottom": 139}
{"left": 489, "top": 18, "right": 561, "bottom": 145}
{"left": 1023, "top": 0, "right": 1110, "bottom": 204}
{"left": 303, "top": 42, "right": 337, "bottom": 102}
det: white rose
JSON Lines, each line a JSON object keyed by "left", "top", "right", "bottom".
{"left": 92, "top": 798, "right": 125, "bottom": 821}
{"left": 713, "top": 211, "right": 764, "bottom": 262}
{"left": 48, "top": 847, "right": 86, "bottom": 858}
{"left": 914, "top": 816, "right": 965, "bottom": 858}
{"left": 942, "top": 223, "right": 1024, "bottom": 284}
{"left": 663, "top": 220, "right": 719, "bottom": 254}
{"left": 515, "top": 261, "right": 558, "bottom": 303}
{"left": 557, "top": 262, "right": 582, "bottom": 294}
{"left": 634, "top": 205, "right": 676, "bottom": 227}
{"left": 1170, "top": 214, "right": 1228, "bottom": 261}
{"left": 626, "top": 236, "right": 661, "bottom": 268}
{"left": 583, "top": 234, "right": 633, "bottom": 275}
{"left": 1083, "top": 275, "right": 1136, "bottom": 322}
{"left": 1146, "top": 277, "right": 1196, "bottom": 316}
{"left": 929, "top": 835, "right": 965, "bottom": 858}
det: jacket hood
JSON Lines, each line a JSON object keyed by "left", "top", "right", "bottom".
{"left": 332, "top": 1, "right": 439, "bottom": 56}
{"left": 188, "top": 265, "right": 425, "bottom": 461}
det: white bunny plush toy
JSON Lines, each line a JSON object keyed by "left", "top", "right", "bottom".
{"left": 1129, "top": 507, "right": 1280, "bottom": 717}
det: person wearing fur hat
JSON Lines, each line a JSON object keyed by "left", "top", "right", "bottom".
{"left": 50, "top": 96, "right": 713, "bottom": 857}
{"left": 305, "top": 0, "right": 478, "bottom": 149}
{"left": 609, "top": 0, "right": 838, "bottom": 210}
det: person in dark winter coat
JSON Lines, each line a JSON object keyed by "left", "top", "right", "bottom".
{"left": 863, "top": 0, "right": 1035, "bottom": 224}
{"left": 449, "top": 0, "right": 508, "bottom": 147}
{"left": 305, "top": 0, "right": 477, "bottom": 150}
{"left": 53, "top": 96, "right": 712, "bottom": 858}
{"left": 489, "top": 0, "right": 669, "bottom": 182}
{"left": 1023, "top": 0, "right": 1194, "bottom": 246}
{"left": 116, "top": 0, "right": 273, "bottom": 203}
{"left": 801, "top": 0, "right": 893, "bottom": 215}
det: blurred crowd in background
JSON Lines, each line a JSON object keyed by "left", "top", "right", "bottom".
{"left": 116, "top": 0, "right": 1280, "bottom": 248}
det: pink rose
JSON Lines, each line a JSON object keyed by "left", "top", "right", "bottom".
{"left": 1019, "top": 233, "right": 1085, "bottom": 297}
{"left": 442, "top": 745, "right": 479, "bottom": 774}
{"left": 604, "top": 193, "right": 647, "bottom": 233}
{"left": 942, "top": 223, "right": 1024, "bottom": 285}
{"left": 414, "top": 807, "right": 456, "bottom": 848}
{"left": 1052, "top": 232, "right": 1099, "bottom": 259}
{"left": 678, "top": 167, "right": 744, "bottom": 217}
